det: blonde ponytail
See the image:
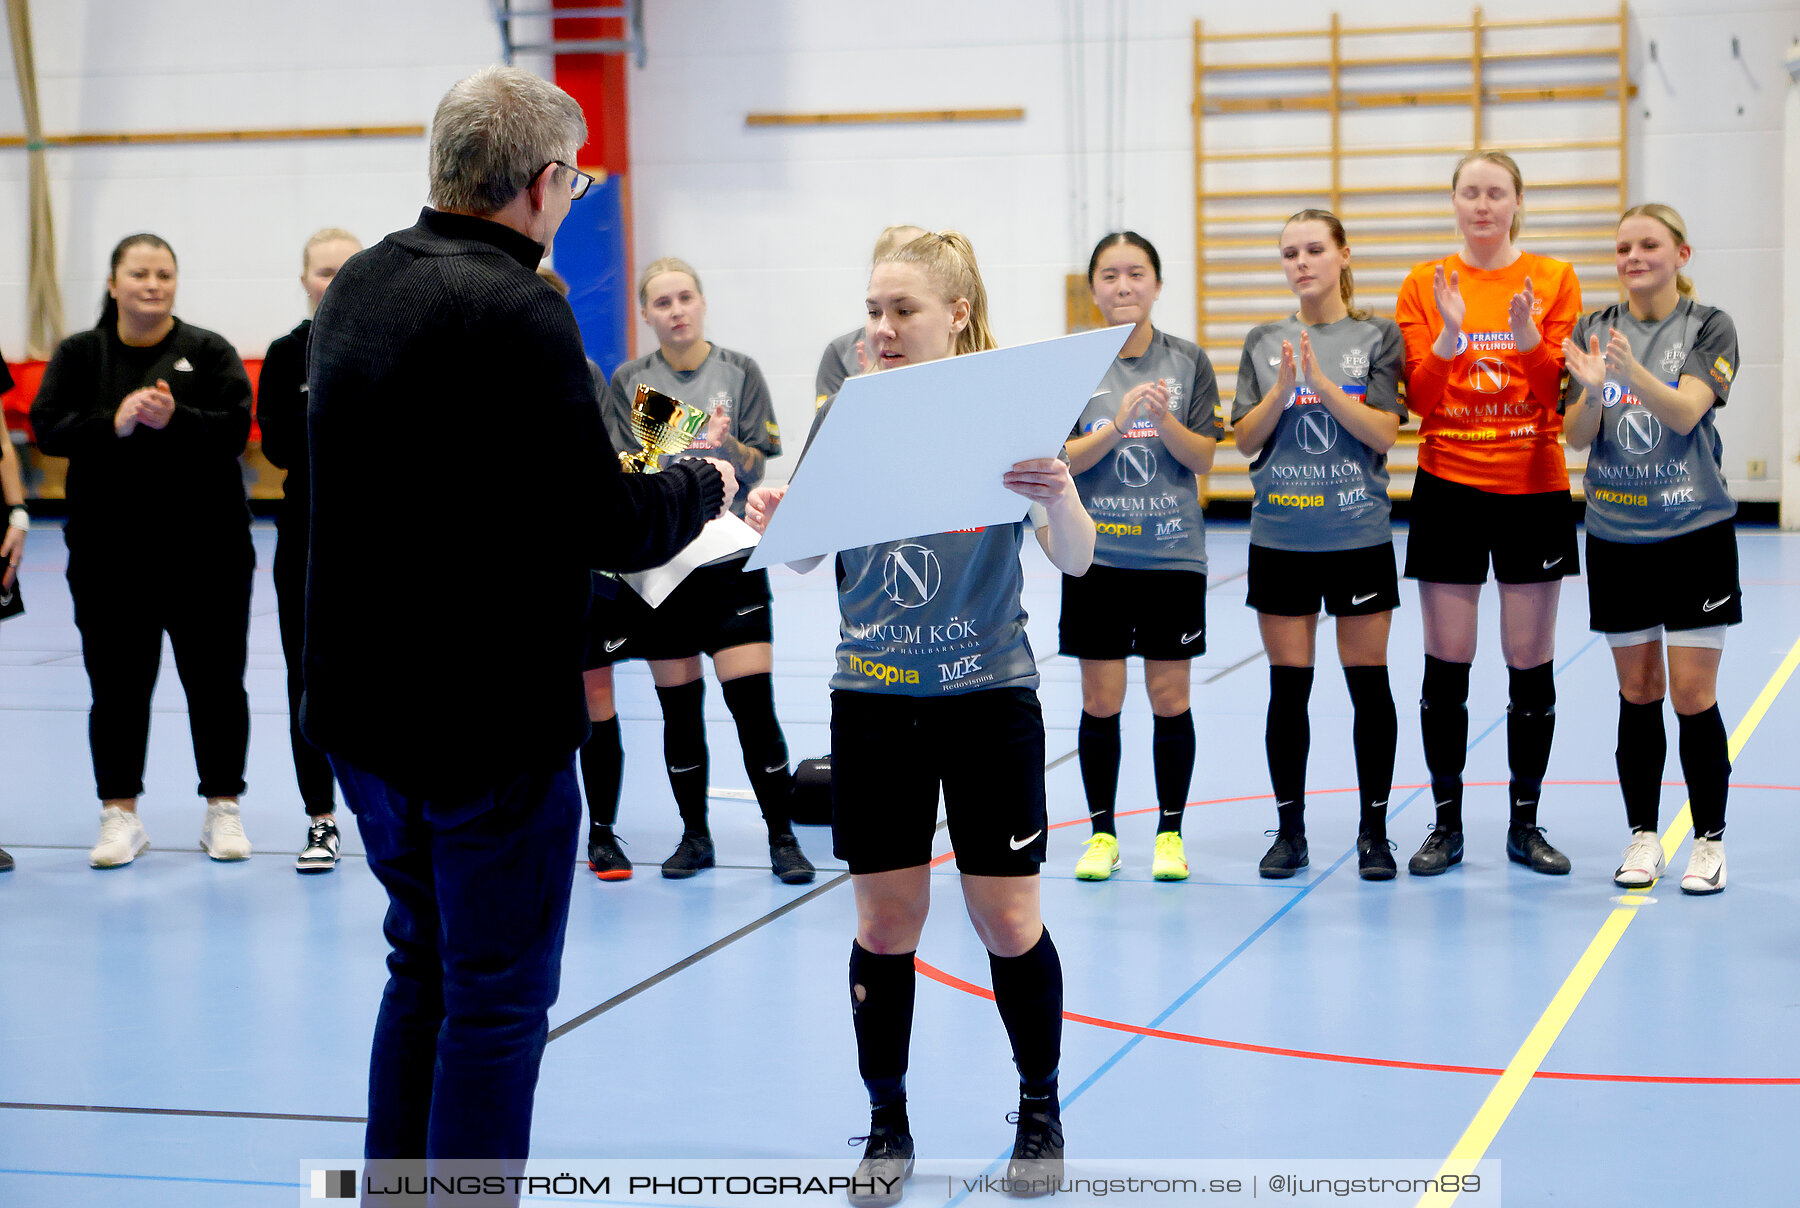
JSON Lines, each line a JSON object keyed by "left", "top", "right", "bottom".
{"left": 878, "top": 230, "right": 996, "bottom": 356}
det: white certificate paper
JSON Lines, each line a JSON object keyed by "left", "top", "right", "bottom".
{"left": 744, "top": 324, "right": 1133, "bottom": 570}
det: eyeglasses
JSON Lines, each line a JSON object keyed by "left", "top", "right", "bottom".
{"left": 540, "top": 161, "right": 597, "bottom": 201}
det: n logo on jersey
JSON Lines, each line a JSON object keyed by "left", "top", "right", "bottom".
{"left": 1618, "top": 408, "right": 1663, "bottom": 456}
{"left": 1114, "top": 444, "right": 1157, "bottom": 488}
{"left": 1469, "top": 359, "right": 1510, "bottom": 394}
{"left": 1295, "top": 410, "right": 1339, "bottom": 456}
{"left": 882, "top": 544, "right": 941, "bottom": 608}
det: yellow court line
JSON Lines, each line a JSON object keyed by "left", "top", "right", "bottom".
{"left": 1417, "top": 631, "right": 1800, "bottom": 1207}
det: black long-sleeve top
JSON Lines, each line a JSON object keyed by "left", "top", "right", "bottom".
{"left": 257, "top": 318, "right": 311, "bottom": 533}
{"left": 303, "top": 208, "right": 724, "bottom": 801}
{"left": 30, "top": 319, "right": 252, "bottom": 555}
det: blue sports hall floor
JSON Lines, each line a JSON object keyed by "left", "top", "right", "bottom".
{"left": 2, "top": 519, "right": 1797, "bottom": 1206}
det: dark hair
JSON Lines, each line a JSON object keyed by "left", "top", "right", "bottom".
{"left": 1087, "top": 231, "right": 1162, "bottom": 286}
{"left": 96, "top": 233, "right": 177, "bottom": 331}
{"left": 1282, "top": 209, "right": 1369, "bottom": 321}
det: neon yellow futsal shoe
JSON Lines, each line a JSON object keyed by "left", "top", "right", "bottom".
{"left": 1073, "top": 833, "right": 1120, "bottom": 881}
{"left": 1152, "top": 832, "right": 1189, "bottom": 881}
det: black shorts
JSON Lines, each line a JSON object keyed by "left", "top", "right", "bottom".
{"left": 1059, "top": 564, "right": 1208, "bottom": 660}
{"left": 629, "top": 555, "right": 775, "bottom": 661}
{"left": 1246, "top": 541, "right": 1400, "bottom": 617}
{"left": 1586, "top": 518, "right": 1742, "bottom": 633}
{"left": 1404, "top": 468, "right": 1579, "bottom": 585}
{"left": 830, "top": 686, "right": 1046, "bottom": 876}
{"left": 583, "top": 576, "right": 651, "bottom": 670}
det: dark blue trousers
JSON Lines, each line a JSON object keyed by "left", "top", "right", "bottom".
{"left": 334, "top": 756, "right": 581, "bottom": 1184}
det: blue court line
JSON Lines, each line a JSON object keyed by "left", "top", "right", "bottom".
{"left": 946, "top": 634, "right": 1602, "bottom": 1205}
{"left": 0, "top": 1166, "right": 299, "bottom": 1188}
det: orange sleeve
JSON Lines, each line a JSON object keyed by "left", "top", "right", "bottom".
{"left": 1522, "top": 260, "right": 1581, "bottom": 412}
{"left": 1395, "top": 265, "right": 1449, "bottom": 418}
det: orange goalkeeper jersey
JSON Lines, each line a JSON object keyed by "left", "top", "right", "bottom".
{"left": 1395, "top": 252, "right": 1581, "bottom": 494}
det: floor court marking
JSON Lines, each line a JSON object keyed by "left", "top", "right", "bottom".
{"left": 0, "top": 1101, "right": 362, "bottom": 1123}
{"left": 1416, "top": 631, "right": 1800, "bottom": 1208}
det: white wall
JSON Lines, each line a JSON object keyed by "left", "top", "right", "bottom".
{"left": 0, "top": 0, "right": 525, "bottom": 362}
{"left": 628, "top": 0, "right": 1798, "bottom": 501}
{"left": 3, "top": 1, "right": 1790, "bottom": 507}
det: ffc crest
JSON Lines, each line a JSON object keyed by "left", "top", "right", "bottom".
{"left": 1659, "top": 344, "right": 1685, "bottom": 376}
{"left": 1340, "top": 349, "right": 1369, "bottom": 380}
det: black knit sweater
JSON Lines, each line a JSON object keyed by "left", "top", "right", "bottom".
{"left": 303, "top": 208, "right": 723, "bottom": 800}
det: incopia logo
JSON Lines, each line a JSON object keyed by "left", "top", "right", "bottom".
{"left": 311, "top": 1169, "right": 356, "bottom": 1198}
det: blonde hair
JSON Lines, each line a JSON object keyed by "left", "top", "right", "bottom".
{"left": 1620, "top": 203, "right": 1696, "bottom": 298}
{"left": 877, "top": 231, "right": 996, "bottom": 357}
{"left": 637, "top": 256, "right": 701, "bottom": 307}
{"left": 303, "top": 227, "right": 361, "bottom": 272}
{"left": 1283, "top": 209, "right": 1369, "bottom": 321}
{"left": 1451, "top": 150, "right": 1525, "bottom": 240}
{"left": 870, "top": 224, "right": 927, "bottom": 263}
{"left": 536, "top": 265, "right": 570, "bottom": 296}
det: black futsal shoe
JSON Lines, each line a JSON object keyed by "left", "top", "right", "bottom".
{"left": 1506, "top": 825, "right": 1571, "bottom": 875}
{"left": 769, "top": 833, "right": 816, "bottom": 884}
{"left": 660, "top": 832, "right": 715, "bottom": 879}
{"left": 1258, "top": 831, "right": 1309, "bottom": 879}
{"left": 1408, "top": 826, "right": 1464, "bottom": 876}
{"left": 1004, "top": 1102, "right": 1065, "bottom": 1198}
{"left": 0, "top": 846, "right": 13, "bottom": 873}
{"left": 1357, "top": 831, "right": 1397, "bottom": 881}
{"left": 586, "top": 828, "right": 632, "bottom": 881}
{"left": 847, "top": 1125, "right": 914, "bottom": 1208}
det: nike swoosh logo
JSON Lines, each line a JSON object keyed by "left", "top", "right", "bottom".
{"left": 1088, "top": 809, "right": 1108, "bottom": 819}
{"left": 1180, "top": 629, "right": 1203, "bottom": 644}
{"left": 1351, "top": 592, "right": 1378, "bottom": 605}
{"left": 1702, "top": 597, "right": 1728, "bottom": 612}
{"left": 1009, "top": 830, "right": 1043, "bottom": 850}
{"left": 1542, "top": 558, "right": 1563, "bottom": 570}
{"left": 736, "top": 605, "right": 765, "bottom": 616}
{"left": 670, "top": 764, "right": 701, "bottom": 774}
{"left": 604, "top": 638, "right": 628, "bottom": 652}
{"left": 765, "top": 764, "right": 787, "bottom": 774}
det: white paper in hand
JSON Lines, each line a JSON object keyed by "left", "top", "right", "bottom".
{"left": 623, "top": 511, "right": 760, "bottom": 609}
{"left": 745, "top": 324, "right": 1132, "bottom": 570}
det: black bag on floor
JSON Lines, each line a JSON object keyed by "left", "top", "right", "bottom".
{"left": 790, "top": 756, "right": 832, "bottom": 826}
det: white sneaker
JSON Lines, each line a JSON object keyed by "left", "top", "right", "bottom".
{"left": 200, "top": 799, "right": 253, "bottom": 861}
{"left": 90, "top": 806, "right": 149, "bottom": 868}
{"left": 1613, "top": 831, "right": 1665, "bottom": 888}
{"left": 1680, "top": 837, "right": 1726, "bottom": 895}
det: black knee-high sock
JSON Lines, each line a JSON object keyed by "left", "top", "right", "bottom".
{"left": 579, "top": 716, "right": 623, "bottom": 831}
{"left": 849, "top": 941, "right": 915, "bottom": 1128}
{"left": 988, "top": 929, "right": 1062, "bottom": 1103}
{"left": 1266, "top": 666, "right": 1313, "bottom": 836}
{"left": 1507, "top": 661, "right": 1556, "bottom": 829}
{"left": 655, "top": 680, "right": 710, "bottom": 836}
{"left": 720, "top": 673, "right": 793, "bottom": 840}
{"left": 1616, "top": 696, "right": 1666, "bottom": 834}
{"left": 1078, "top": 711, "right": 1121, "bottom": 836}
{"left": 1343, "top": 666, "right": 1396, "bottom": 839}
{"left": 1152, "top": 710, "right": 1196, "bottom": 835}
{"left": 1421, "top": 656, "right": 1472, "bottom": 830}
{"left": 1677, "top": 704, "right": 1731, "bottom": 839}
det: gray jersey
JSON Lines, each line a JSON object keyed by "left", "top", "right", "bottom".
{"left": 1068, "top": 330, "right": 1221, "bottom": 573}
{"left": 1233, "top": 316, "right": 1406, "bottom": 552}
{"left": 602, "top": 345, "right": 781, "bottom": 517}
{"left": 831, "top": 524, "right": 1039, "bottom": 696}
{"left": 795, "top": 399, "right": 1039, "bottom": 696}
{"left": 814, "top": 327, "right": 862, "bottom": 405}
{"left": 1567, "top": 300, "right": 1737, "bottom": 543}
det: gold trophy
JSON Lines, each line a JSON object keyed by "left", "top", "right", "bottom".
{"left": 619, "top": 383, "right": 708, "bottom": 473}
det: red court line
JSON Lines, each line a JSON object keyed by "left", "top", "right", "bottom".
{"left": 919, "top": 781, "right": 1800, "bottom": 1086}
{"left": 912, "top": 959, "right": 1800, "bottom": 1087}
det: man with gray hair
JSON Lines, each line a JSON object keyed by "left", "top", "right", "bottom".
{"left": 305, "top": 66, "right": 734, "bottom": 1186}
